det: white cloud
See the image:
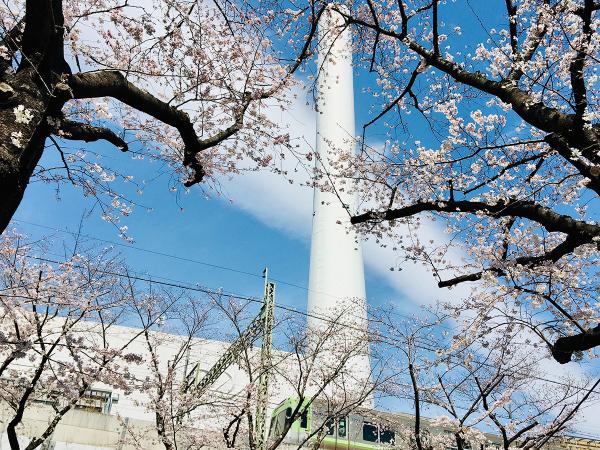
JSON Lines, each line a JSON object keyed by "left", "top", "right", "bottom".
{"left": 218, "top": 85, "right": 470, "bottom": 312}
{"left": 218, "top": 89, "right": 316, "bottom": 241}
{"left": 363, "top": 234, "right": 470, "bottom": 310}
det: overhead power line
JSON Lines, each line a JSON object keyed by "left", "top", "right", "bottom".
{"left": 12, "top": 253, "right": 600, "bottom": 398}
{"left": 11, "top": 218, "right": 461, "bottom": 331}
{"left": 12, "top": 218, "right": 263, "bottom": 280}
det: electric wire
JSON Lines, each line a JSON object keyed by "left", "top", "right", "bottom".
{"left": 19, "top": 216, "right": 600, "bottom": 362}
{"left": 12, "top": 253, "right": 600, "bottom": 399}
{"left": 11, "top": 218, "right": 432, "bottom": 312}
{"left": 6, "top": 218, "right": 543, "bottom": 335}
{"left": 16, "top": 217, "right": 600, "bottom": 341}
{"left": 4, "top": 255, "right": 600, "bottom": 439}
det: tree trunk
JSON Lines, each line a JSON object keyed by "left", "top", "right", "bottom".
{"left": 0, "top": 71, "right": 54, "bottom": 232}
{"left": 0, "top": 0, "right": 68, "bottom": 234}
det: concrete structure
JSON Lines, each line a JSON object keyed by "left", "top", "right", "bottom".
{"left": 0, "top": 323, "right": 298, "bottom": 449}
{"left": 307, "top": 5, "right": 371, "bottom": 396}
{"left": 558, "top": 437, "right": 600, "bottom": 450}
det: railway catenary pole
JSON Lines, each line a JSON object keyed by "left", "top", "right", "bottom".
{"left": 183, "top": 268, "right": 275, "bottom": 450}
{"left": 255, "top": 268, "right": 275, "bottom": 450}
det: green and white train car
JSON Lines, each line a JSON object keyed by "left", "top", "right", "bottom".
{"left": 267, "top": 397, "right": 526, "bottom": 450}
{"left": 268, "top": 397, "right": 400, "bottom": 449}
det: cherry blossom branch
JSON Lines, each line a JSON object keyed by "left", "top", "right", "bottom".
{"left": 283, "top": 3, "right": 326, "bottom": 81}
{"left": 544, "top": 133, "right": 600, "bottom": 197}
{"left": 513, "top": 286, "right": 585, "bottom": 334}
{"left": 432, "top": 0, "right": 440, "bottom": 56}
{"left": 341, "top": 7, "right": 600, "bottom": 165}
{"left": 223, "top": 406, "right": 246, "bottom": 447}
{"left": 569, "top": 0, "right": 594, "bottom": 126}
{"left": 341, "top": 13, "right": 576, "bottom": 133}
{"left": 475, "top": 376, "right": 511, "bottom": 449}
{"left": 68, "top": 70, "right": 249, "bottom": 186}
{"left": 396, "top": 0, "right": 408, "bottom": 36}
{"left": 65, "top": 0, "right": 322, "bottom": 189}
{"left": 461, "top": 374, "right": 505, "bottom": 425}
{"left": 573, "top": 2, "right": 600, "bottom": 18}
{"left": 505, "top": 0, "right": 518, "bottom": 55}
{"left": 0, "top": 18, "right": 23, "bottom": 73}
{"left": 530, "top": 378, "right": 600, "bottom": 449}
{"left": 351, "top": 199, "right": 600, "bottom": 240}
{"left": 363, "top": 65, "right": 420, "bottom": 130}
{"left": 462, "top": 154, "right": 544, "bottom": 195}
{"left": 409, "top": 363, "right": 425, "bottom": 450}
{"left": 5, "top": 312, "right": 85, "bottom": 450}
{"left": 437, "top": 234, "right": 589, "bottom": 288}
{"left": 506, "top": 13, "right": 548, "bottom": 82}
{"left": 47, "top": 136, "right": 75, "bottom": 184}
{"left": 551, "top": 325, "right": 600, "bottom": 364}
{"left": 365, "top": 0, "right": 380, "bottom": 72}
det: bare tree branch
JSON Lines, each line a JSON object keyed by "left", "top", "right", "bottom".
{"left": 56, "top": 119, "right": 128, "bottom": 151}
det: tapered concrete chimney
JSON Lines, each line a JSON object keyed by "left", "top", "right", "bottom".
{"left": 307, "top": 4, "right": 371, "bottom": 401}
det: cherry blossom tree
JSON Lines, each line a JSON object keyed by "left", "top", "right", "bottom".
{"left": 129, "top": 291, "right": 231, "bottom": 450}
{"left": 0, "top": 0, "right": 323, "bottom": 237}
{"left": 371, "top": 308, "right": 599, "bottom": 450}
{"left": 126, "top": 290, "right": 381, "bottom": 450}
{"left": 0, "top": 231, "right": 156, "bottom": 450}
{"left": 311, "top": 0, "right": 600, "bottom": 363}
{"left": 264, "top": 306, "right": 381, "bottom": 450}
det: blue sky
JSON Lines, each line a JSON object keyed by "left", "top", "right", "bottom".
{"left": 10, "top": 0, "right": 511, "bottom": 318}
{"left": 11, "top": 121, "right": 419, "bottom": 324}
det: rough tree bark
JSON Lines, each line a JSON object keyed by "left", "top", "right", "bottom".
{"left": 0, "top": 1, "right": 67, "bottom": 233}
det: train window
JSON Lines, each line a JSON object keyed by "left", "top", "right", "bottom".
{"left": 300, "top": 410, "right": 308, "bottom": 429}
{"left": 325, "top": 418, "right": 335, "bottom": 435}
{"left": 285, "top": 407, "right": 292, "bottom": 419}
{"left": 363, "top": 422, "right": 378, "bottom": 442}
{"left": 338, "top": 417, "right": 347, "bottom": 438}
{"left": 380, "top": 428, "right": 395, "bottom": 444}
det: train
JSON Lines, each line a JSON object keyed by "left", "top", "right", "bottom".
{"left": 267, "top": 397, "right": 532, "bottom": 450}
{"left": 268, "top": 397, "right": 404, "bottom": 449}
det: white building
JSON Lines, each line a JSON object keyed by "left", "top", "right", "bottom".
{"left": 0, "top": 321, "right": 302, "bottom": 449}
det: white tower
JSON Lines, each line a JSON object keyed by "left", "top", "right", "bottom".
{"left": 307, "top": 5, "right": 371, "bottom": 400}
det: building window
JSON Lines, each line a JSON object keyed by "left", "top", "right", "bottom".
{"left": 36, "top": 389, "right": 117, "bottom": 414}
{"left": 380, "top": 428, "right": 395, "bottom": 444}
{"left": 75, "top": 389, "right": 118, "bottom": 414}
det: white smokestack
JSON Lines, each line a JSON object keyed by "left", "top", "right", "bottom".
{"left": 307, "top": 4, "right": 371, "bottom": 402}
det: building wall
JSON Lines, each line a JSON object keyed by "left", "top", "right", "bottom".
{"left": 0, "top": 322, "right": 299, "bottom": 449}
